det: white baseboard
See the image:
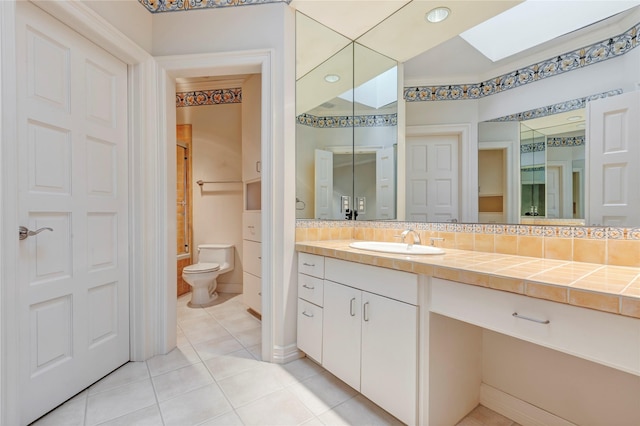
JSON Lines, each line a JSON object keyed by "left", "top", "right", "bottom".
{"left": 271, "top": 343, "right": 303, "bottom": 364}
{"left": 480, "top": 384, "right": 576, "bottom": 426}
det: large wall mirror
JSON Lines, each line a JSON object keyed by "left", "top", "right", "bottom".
{"left": 297, "top": 4, "right": 640, "bottom": 227}
{"left": 295, "top": 12, "right": 398, "bottom": 220}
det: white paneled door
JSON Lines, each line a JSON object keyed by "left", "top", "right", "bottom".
{"left": 587, "top": 91, "right": 640, "bottom": 226}
{"left": 314, "top": 149, "right": 333, "bottom": 219}
{"left": 405, "top": 134, "right": 459, "bottom": 222}
{"left": 16, "top": 3, "right": 129, "bottom": 424}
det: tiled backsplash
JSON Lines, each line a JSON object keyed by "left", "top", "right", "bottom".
{"left": 295, "top": 220, "right": 640, "bottom": 268}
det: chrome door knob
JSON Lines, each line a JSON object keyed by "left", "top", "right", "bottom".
{"left": 19, "top": 226, "right": 53, "bottom": 240}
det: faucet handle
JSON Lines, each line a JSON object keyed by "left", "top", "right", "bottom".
{"left": 429, "top": 237, "right": 445, "bottom": 246}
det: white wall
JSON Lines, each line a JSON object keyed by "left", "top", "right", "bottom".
{"left": 177, "top": 103, "right": 243, "bottom": 287}
{"left": 483, "top": 330, "right": 640, "bottom": 425}
{"left": 81, "top": 0, "right": 152, "bottom": 52}
{"left": 151, "top": 4, "right": 287, "bottom": 57}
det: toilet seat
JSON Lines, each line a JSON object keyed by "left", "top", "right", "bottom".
{"left": 183, "top": 262, "right": 220, "bottom": 274}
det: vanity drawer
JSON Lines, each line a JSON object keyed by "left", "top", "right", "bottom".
{"left": 298, "top": 253, "right": 324, "bottom": 278}
{"left": 243, "top": 240, "right": 261, "bottom": 277}
{"left": 298, "top": 273, "right": 324, "bottom": 307}
{"left": 325, "top": 258, "right": 418, "bottom": 305}
{"left": 297, "top": 298, "right": 323, "bottom": 363}
{"left": 243, "top": 212, "right": 261, "bottom": 242}
{"left": 430, "top": 278, "right": 640, "bottom": 376}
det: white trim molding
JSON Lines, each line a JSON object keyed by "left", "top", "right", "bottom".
{"left": 154, "top": 50, "right": 277, "bottom": 362}
{"left": 480, "top": 383, "right": 576, "bottom": 426}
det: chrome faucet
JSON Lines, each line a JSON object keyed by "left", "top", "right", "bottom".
{"left": 399, "top": 229, "right": 421, "bottom": 247}
{"left": 429, "top": 237, "right": 445, "bottom": 246}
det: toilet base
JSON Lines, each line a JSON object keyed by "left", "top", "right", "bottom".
{"left": 188, "top": 282, "right": 219, "bottom": 307}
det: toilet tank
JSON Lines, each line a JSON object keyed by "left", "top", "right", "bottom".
{"left": 197, "top": 244, "right": 234, "bottom": 268}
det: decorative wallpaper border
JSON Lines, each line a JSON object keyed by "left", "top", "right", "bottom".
{"left": 139, "top": 0, "right": 288, "bottom": 13}
{"left": 548, "top": 136, "right": 585, "bottom": 147}
{"left": 296, "top": 113, "right": 398, "bottom": 128}
{"left": 520, "top": 142, "right": 545, "bottom": 153}
{"left": 176, "top": 88, "right": 242, "bottom": 107}
{"left": 487, "top": 89, "right": 622, "bottom": 122}
{"left": 403, "top": 21, "right": 638, "bottom": 102}
{"left": 295, "top": 219, "right": 640, "bottom": 240}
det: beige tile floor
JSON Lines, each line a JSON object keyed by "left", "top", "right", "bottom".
{"left": 32, "top": 293, "right": 517, "bottom": 426}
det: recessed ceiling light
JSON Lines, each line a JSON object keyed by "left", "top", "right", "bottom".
{"left": 567, "top": 115, "right": 582, "bottom": 122}
{"left": 324, "top": 74, "right": 340, "bottom": 83}
{"left": 576, "top": 123, "right": 586, "bottom": 129}
{"left": 426, "top": 7, "right": 450, "bottom": 23}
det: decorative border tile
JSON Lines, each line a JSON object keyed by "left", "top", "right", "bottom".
{"left": 295, "top": 220, "right": 640, "bottom": 242}
{"left": 520, "top": 142, "right": 545, "bottom": 153}
{"left": 296, "top": 113, "right": 397, "bottom": 128}
{"left": 176, "top": 88, "right": 242, "bottom": 107}
{"left": 548, "top": 136, "right": 585, "bottom": 147}
{"left": 486, "top": 90, "right": 622, "bottom": 122}
{"left": 403, "top": 20, "right": 638, "bottom": 102}
{"left": 139, "top": 0, "right": 289, "bottom": 13}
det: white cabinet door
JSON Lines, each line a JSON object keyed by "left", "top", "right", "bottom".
{"left": 361, "top": 292, "right": 418, "bottom": 425}
{"left": 242, "top": 74, "right": 261, "bottom": 182}
{"left": 243, "top": 272, "right": 261, "bottom": 315}
{"left": 322, "top": 281, "right": 362, "bottom": 391}
{"left": 297, "top": 298, "right": 323, "bottom": 362}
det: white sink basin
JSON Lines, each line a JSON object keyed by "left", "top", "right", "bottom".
{"left": 349, "top": 241, "right": 444, "bottom": 255}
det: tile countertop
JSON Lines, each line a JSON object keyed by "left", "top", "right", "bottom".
{"left": 295, "top": 240, "right": 640, "bottom": 320}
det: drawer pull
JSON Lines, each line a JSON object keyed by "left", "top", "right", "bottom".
{"left": 302, "top": 311, "right": 313, "bottom": 318}
{"left": 302, "top": 284, "right": 315, "bottom": 290}
{"left": 364, "top": 302, "right": 370, "bottom": 322}
{"left": 247, "top": 225, "right": 255, "bottom": 229}
{"left": 350, "top": 298, "right": 356, "bottom": 316}
{"left": 512, "top": 312, "right": 550, "bottom": 324}
{"left": 302, "top": 262, "right": 315, "bottom": 267}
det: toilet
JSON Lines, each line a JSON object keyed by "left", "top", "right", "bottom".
{"left": 182, "top": 243, "right": 234, "bottom": 307}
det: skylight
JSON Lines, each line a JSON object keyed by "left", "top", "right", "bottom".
{"left": 460, "top": 0, "right": 640, "bottom": 62}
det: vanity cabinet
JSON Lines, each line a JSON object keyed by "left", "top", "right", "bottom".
{"left": 430, "top": 277, "right": 640, "bottom": 376}
{"left": 322, "top": 258, "right": 418, "bottom": 425}
{"left": 242, "top": 212, "right": 261, "bottom": 314}
{"left": 297, "top": 253, "right": 325, "bottom": 362}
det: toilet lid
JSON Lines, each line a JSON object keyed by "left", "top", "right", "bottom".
{"left": 183, "top": 262, "right": 220, "bottom": 273}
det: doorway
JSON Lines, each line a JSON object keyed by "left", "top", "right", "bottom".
{"left": 156, "top": 51, "right": 277, "bottom": 363}
{"left": 177, "top": 125, "right": 193, "bottom": 297}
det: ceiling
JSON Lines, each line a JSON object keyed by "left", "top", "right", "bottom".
{"left": 290, "top": 0, "right": 640, "bottom": 86}
{"left": 291, "top": 0, "right": 522, "bottom": 64}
